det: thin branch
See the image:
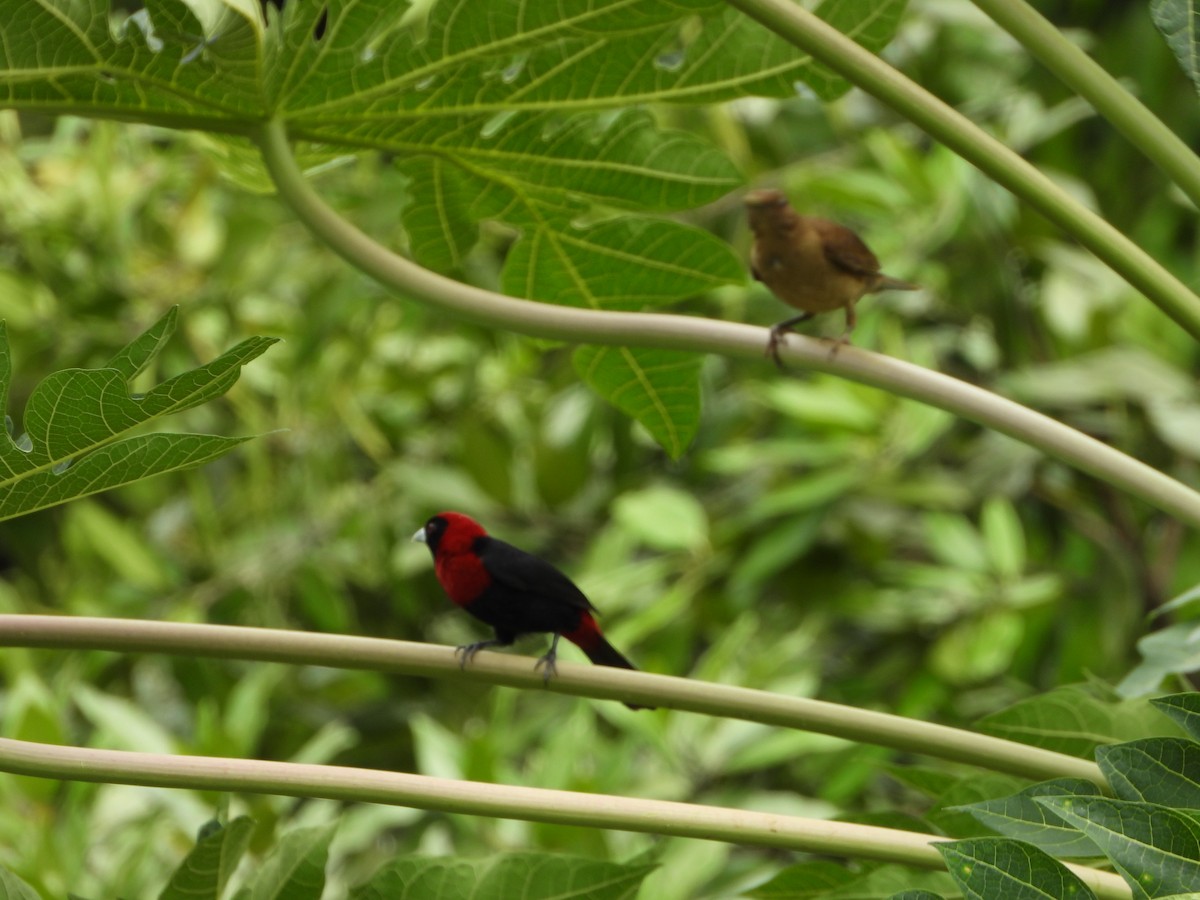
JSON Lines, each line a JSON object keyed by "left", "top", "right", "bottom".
{"left": 970, "top": 0, "right": 1200, "bottom": 210}
{"left": 0, "top": 615, "right": 1103, "bottom": 786}
{"left": 0, "top": 736, "right": 1132, "bottom": 898}
{"left": 252, "top": 119, "right": 1200, "bottom": 529}
{"left": 721, "top": 0, "right": 1200, "bottom": 342}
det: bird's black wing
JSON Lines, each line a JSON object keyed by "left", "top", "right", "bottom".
{"left": 474, "top": 536, "right": 596, "bottom": 613}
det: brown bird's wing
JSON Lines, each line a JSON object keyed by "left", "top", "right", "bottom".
{"left": 810, "top": 218, "right": 881, "bottom": 278}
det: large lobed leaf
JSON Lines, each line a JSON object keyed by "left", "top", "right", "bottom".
{"left": 952, "top": 778, "right": 1103, "bottom": 858}
{"left": 0, "top": 0, "right": 906, "bottom": 125}
{"left": 1037, "top": 796, "right": 1200, "bottom": 898}
{"left": 1098, "top": 738, "right": 1200, "bottom": 811}
{"left": 936, "top": 837, "right": 1096, "bottom": 900}
{"left": 976, "top": 684, "right": 1185, "bottom": 757}
{"left": 0, "top": 307, "right": 276, "bottom": 521}
{"left": 1154, "top": 693, "right": 1200, "bottom": 741}
{"left": 0, "top": 0, "right": 910, "bottom": 456}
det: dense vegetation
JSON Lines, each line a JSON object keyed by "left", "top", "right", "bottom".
{"left": 0, "top": 1, "right": 1197, "bottom": 897}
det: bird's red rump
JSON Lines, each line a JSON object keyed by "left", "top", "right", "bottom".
{"left": 563, "top": 610, "right": 602, "bottom": 650}
{"left": 435, "top": 551, "right": 491, "bottom": 607}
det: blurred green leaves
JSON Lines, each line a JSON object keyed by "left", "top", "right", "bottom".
{"left": 1120, "top": 587, "right": 1200, "bottom": 697}
{"left": 0, "top": 867, "right": 41, "bottom": 900}
{"left": 0, "top": 307, "right": 275, "bottom": 521}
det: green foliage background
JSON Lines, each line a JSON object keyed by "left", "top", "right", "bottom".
{"left": 0, "top": 0, "right": 1197, "bottom": 897}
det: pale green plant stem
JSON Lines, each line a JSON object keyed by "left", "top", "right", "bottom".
{"left": 253, "top": 120, "right": 1200, "bottom": 529}
{"left": 722, "top": 0, "right": 1200, "bottom": 342}
{"left": 0, "top": 736, "right": 1131, "bottom": 898}
{"left": 970, "top": 0, "right": 1200, "bottom": 209}
{"left": 0, "top": 615, "right": 1103, "bottom": 785}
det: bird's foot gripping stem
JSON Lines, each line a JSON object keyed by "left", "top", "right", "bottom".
{"left": 534, "top": 634, "right": 562, "bottom": 685}
{"left": 765, "top": 313, "right": 814, "bottom": 370}
{"left": 765, "top": 324, "right": 791, "bottom": 370}
{"left": 455, "top": 640, "right": 502, "bottom": 669}
{"left": 826, "top": 333, "right": 852, "bottom": 359}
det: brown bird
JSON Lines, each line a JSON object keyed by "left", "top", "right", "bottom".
{"left": 745, "top": 189, "right": 918, "bottom": 365}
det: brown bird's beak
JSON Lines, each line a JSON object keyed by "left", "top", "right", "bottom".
{"left": 743, "top": 189, "right": 789, "bottom": 209}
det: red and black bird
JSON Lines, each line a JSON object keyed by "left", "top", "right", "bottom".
{"left": 413, "top": 512, "right": 649, "bottom": 709}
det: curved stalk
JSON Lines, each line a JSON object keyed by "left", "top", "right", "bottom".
{"left": 253, "top": 119, "right": 1200, "bottom": 529}
{"left": 0, "top": 615, "right": 1104, "bottom": 786}
{"left": 970, "top": 0, "right": 1200, "bottom": 209}
{"left": 722, "top": 0, "right": 1200, "bottom": 342}
{"left": 0, "top": 736, "right": 1132, "bottom": 898}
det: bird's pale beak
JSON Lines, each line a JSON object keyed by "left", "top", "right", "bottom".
{"left": 744, "top": 189, "right": 788, "bottom": 209}
{"left": 411, "top": 527, "right": 427, "bottom": 544}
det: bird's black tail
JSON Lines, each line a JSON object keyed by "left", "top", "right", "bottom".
{"left": 583, "top": 635, "right": 636, "bottom": 670}
{"left": 582, "top": 636, "right": 654, "bottom": 711}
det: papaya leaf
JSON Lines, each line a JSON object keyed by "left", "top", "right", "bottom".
{"left": 238, "top": 823, "right": 335, "bottom": 900}
{"left": 937, "top": 837, "right": 1096, "bottom": 900}
{"left": 1037, "top": 796, "right": 1200, "bottom": 898}
{"left": 158, "top": 816, "right": 254, "bottom": 900}
{"left": 1151, "top": 0, "right": 1200, "bottom": 97}
{"left": 574, "top": 347, "right": 703, "bottom": 460}
{"left": 506, "top": 214, "right": 738, "bottom": 455}
{"left": 0, "top": 0, "right": 910, "bottom": 455}
{"left": 951, "top": 778, "right": 1103, "bottom": 858}
{"left": 0, "top": 307, "right": 276, "bottom": 521}
{"left": 0, "top": 866, "right": 42, "bottom": 900}
{"left": 351, "top": 851, "right": 655, "bottom": 900}
{"left": 1153, "top": 693, "right": 1200, "bottom": 741}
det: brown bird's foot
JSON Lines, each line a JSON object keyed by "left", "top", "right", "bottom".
{"left": 766, "top": 314, "right": 814, "bottom": 370}
{"left": 765, "top": 324, "right": 792, "bottom": 370}
{"left": 534, "top": 634, "right": 561, "bottom": 685}
{"left": 826, "top": 334, "right": 852, "bottom": 359}
{"left": 455, "top": 640, "right": 502, "bottom": 669}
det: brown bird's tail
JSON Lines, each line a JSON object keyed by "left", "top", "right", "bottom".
{"left": 872, "top": 275, "right": 920, "bottom": 292}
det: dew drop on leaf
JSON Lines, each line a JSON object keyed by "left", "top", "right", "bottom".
{"left": 481, "top": 110, "right": 517, "bottom": 139}
{"left": 655, "top": 48, "right": 685, "bottom": 72}
{"left": 501, "top": 54, "right": 527, "bottom": 83}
